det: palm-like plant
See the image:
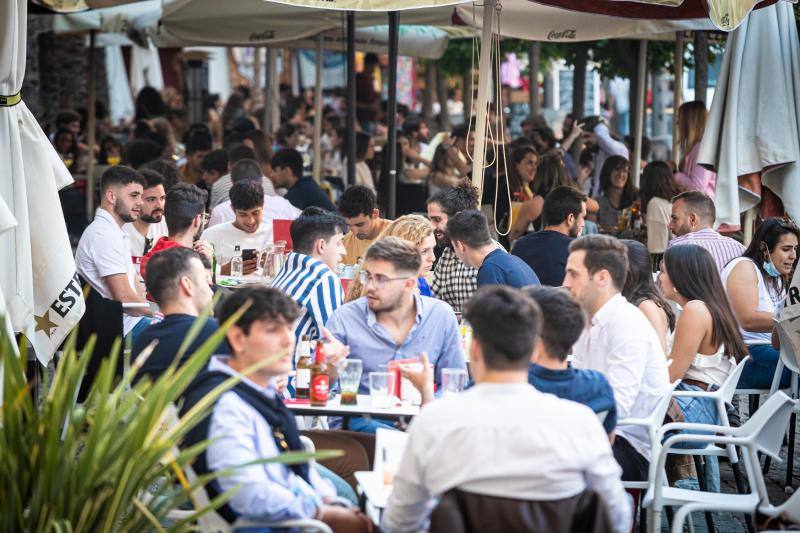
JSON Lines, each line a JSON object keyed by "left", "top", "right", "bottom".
{"left": 0, "top": 309, "right": 339, "bottom": 532}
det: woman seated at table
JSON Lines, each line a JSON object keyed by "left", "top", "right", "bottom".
{"left": 622, "top": 240, "right": 675, "bottom": 353}
{"left": 640, "top": 161, "right": 681, "bottom": 263}
{"left": 592, "top": 155, "right": 638, "bottom": 232}
{"left": 508, "top": 154, "right": 568, "bottom": 242}
{"left": 427, "top": 142, "right": 463, "bottom": 198}
{"left": 660, "top": 244, "right": 748, "bottom": 491}
{"left": 721, "top": 218, "right": 798, "bottom": 390}
{"left": 346, "top": 215, "right": 437, "bottom": 301}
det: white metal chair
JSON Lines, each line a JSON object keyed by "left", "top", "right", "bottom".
{"left": 757, "top": 484, "right": 800, "bottom": 529}
{"left": 643, "top": 391, "right": 798, "bottom": 533}
{"left": 770, "top": 323, "right": 800, "bottom": 492}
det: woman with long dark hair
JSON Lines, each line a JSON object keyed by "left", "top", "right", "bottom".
{"left": 722, "top": 218, "right": 799, "bottom": 389}
{"left": 508, "top": 154, "right": 570, "bottom": 241}
{"left": 661, "top": 244, "right": 748, "bottom": 492}
{"left": 640, "top": 161, "right": 682, "bottom": 259}
{"left": 594, "top": 155, "right": 638, "bottom": 231}
{"left": 622, "top": 240, "right": 675, "bottom": 352}
{"left": 427, "top": 142, "right": 462, "bottom": 198}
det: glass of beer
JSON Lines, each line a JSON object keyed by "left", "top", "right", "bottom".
{"left": 339, "top": 359, "right": 363, "bottom": 405}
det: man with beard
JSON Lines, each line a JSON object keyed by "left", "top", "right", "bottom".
{"left": 326, "top": 238, "right": 466, "bottom": 433}
{"left": 123, "top": 169, "right": 167, "bottom": 259}
{"left": 140, "top": 183, "right": 214, "bottom": 280}
{"left": 76, "top": 166, "right": 153, "bottom": 340}
{"left": 512, "top": 186, "right": 587, "bottom": 286}
{"left": 427, "top": 183, "right": 481, "bottom": 313}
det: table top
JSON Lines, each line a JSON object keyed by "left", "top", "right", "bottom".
{"left": 285, "top": 394, "right": 420, "bottom": 419}
{"left": 354, "top": 471, "right": 392, "bottom": 509}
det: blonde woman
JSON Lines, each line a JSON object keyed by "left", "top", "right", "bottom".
{"left": 346, "top": 215, "right": 437, "bottom": 301}
{"left": 675, "top": 101, "right": 716, "bottom": 197}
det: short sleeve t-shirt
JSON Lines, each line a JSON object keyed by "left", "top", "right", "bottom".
{"left": 202, "top": 221, "right": 273, "bottom": 265}
{"left": 477, "top": 248, "right": 540, "bottom": 288}
{"left": 511, "top": 230, "right": 572, "bottom": 287}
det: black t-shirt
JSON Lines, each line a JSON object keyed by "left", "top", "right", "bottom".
{"left": 132, "top": 314, "right": 230, "bottom": 383}
{"left": 511, "top": 230, "right": 573, "bottom": 287}
{"left": 285, "top": 177, "right": 335, "bottom": 211}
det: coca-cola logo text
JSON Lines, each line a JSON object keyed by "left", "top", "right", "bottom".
{"left": 547, "top": 29, "right": 577, "bottom": 40}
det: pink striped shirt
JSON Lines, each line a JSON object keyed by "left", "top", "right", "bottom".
{"left": 667, "top": 228, "right": 745, "bottom": 273}
{"left": 675, "top": 142, "right": 717, "bottom": 198}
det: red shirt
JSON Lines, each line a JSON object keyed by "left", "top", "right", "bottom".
{"left": 140, "top": 237, "right": 184, "bottom": 281}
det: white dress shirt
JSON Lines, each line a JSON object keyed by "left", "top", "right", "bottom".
{"left": 205, "top": 357, "right": 336, "bottom": 522}
{"left": 75, "top": 208, "right": 143, "bottom": 335}
{"left": 381, "top": 382, "right": 631, "bottom": 533}
{"left": 571, "top": 293, "right": 670, "bottom": 460}
{"left": 207, "top": 194, "right": 301, "bottom": 235}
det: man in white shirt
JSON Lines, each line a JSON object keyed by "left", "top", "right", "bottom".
{"left": 382, "top": 286, "right": 631, "bottom": 533}
{"left": 563, "top": 234, "right": 670, "bottom": 481}
{"left": 204, "top": 180, "right": 272, "bottom": 275}
{"left": 209, "top": 150, "right": 276, "bottom": 209}
{"left": 123, "top": 169, "right": 167, "bottom": 258}
{"left": 75, "top": 166, "right": 153, "bottom": 340}
{"left": 207, "top": 159, "right": 300, "bottom": 234}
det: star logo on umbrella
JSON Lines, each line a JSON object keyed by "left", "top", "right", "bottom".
{"left": 34, "top": 310, "right": 58, "bottom": 339}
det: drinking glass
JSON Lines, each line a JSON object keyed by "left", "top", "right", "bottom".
{"left": 369, "top": 371, "right": 395, "bottom": 409}
{"left": 339, "top": 359, "right": 363, "bottom": 405}
{"left": 441, "top": 368, "right": 468, "bottom": 396}
{"left": 273, "top": 241, "right": 287, "bottom": 274}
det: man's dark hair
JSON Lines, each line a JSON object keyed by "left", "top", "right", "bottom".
{"left": 446, "top": 209, "right": 492, "bottom": 249}
{"left": 364, "top": 237, "right": 421, "bottom": 275}
{"left": 100, "top": 165, "right": 146, "bottom": 192}
{"left": 355, "top": 132, "right": 372, "bottom": 160}
{"left": 55, "top": 110, "right": 81, "bottom": 127}
{"left": 164, "top": 183, "right": 208, "bottom": 235}
{"left": 230, "top": 180, "right": 264, "bottom": 211}
{"left": 229, "top": 144, "right": 257, "bottom": 165}
{"left": 216, "top": 286, "right": 301, "bottom": 336}
{"left": 672, "top": 190, "right": 716, "bottom": 225}
{"left": 139, "top": 168, "right": 165, "bottom": 190}
{"left": 542, "top": 186, "right": 587, "bottom": 227}
{"left": 290, "top": 207, "right": 347, "bottom": 255}
{"left": 427, "top": 182, "right": 479, "bottom": 216}
{"left": 224, "top": 132, "right": 248, "bottom": 150}
{"left": 523, "top": 286, "right": 585, "bottom": 361}
{"left": 140, "top": 159, "right": 180, "bottom": 191}
{"left": 276, "top": 123, "right": 300, "bottom": 146}
{"left": 201, "top": 149, "right": 229, "bottom": 174}
{"left": 363, "top": 53, "right": 380, "bottom": 66}
{"left": 464, "top": 286, "right": 542, "bottom": 370}
{"left": 568, "top": 235, "right": 629, "bottom": 290}
{"left": 402, "top": 115, "right": 425, "bottom": 138}
{"left": 145, "top": 247, "right": 204, "bottom": 305}
{"left": 231, "top": 158, "right": 263, "bottom": 184}
{"left": 121, "top": 139, "right": 162, "bottom": 169}
{"left": 185, "top": 131, "right": 212, "bottom": 155}
{"left": 271, "top": 149, "right": 304, "bottom": 180}
{"left": 339, "top": 186, "right": 376, "bottom": 218}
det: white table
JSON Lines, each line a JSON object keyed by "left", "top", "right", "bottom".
{"left": 285, "top": 395, "right": 419, "bottom": 427}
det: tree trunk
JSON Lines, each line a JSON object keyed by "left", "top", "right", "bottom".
{"left": 423, "top": 61, "right": 435, "bottom": 122}
{"left": 529, "top": 41, "right": 541, "bottom": 116}
{"left": 572, "top": 47, "right": 588, "bottom": 121}
{"left": 435, "top": 62, "right": 451, "bottom": 132}
{"left": 694, "top": 32, "right": 709, "bottom": 104}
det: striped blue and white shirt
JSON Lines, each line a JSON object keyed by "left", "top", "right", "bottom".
{"left": 271, "top": 252, "right": 343, "bottom": 359}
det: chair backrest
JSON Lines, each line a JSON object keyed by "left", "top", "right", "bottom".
{"left": 428, "top": 488, "right": 612, "bottom": 533}
{"left": 741, "top": 391, "right": 796, "bottom": 461}
{"left": 719, "top": 355, "right": 751, "bottom": 403}
{"left": 273, "top": 219, "right": 293, "bottom": 252}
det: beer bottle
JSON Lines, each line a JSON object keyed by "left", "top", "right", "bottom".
{"left": 295, "top": 336, "right": 312, "bottom": 400}
{"left": 310, "top": 341, "right": 329, "bottom": 407}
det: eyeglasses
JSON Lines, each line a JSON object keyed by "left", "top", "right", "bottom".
{"left": 358, "top": 271, "right": 411, "bottom": 289}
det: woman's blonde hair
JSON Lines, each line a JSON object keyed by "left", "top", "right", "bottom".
{"left": 677, "top": 100, "right": 708, "bottom": 159}
{"left": 346, "top": 215, "right": 433, "bottom": 301}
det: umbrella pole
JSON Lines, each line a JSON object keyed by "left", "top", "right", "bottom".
{"left": 86, "top": 30, "right": 97, "bottom": 221}
{"left": 346, "top": 11, "right": 357, "bottom": 188}
{"left": 471, "top": 0, "right": 497, "bottom": 196}
{"left": 312, "top": 36, "right": 324, "bottom": 184}
{"left": 262, "top": 47, "right": 270, "bottom": 132}
{"left": 386, "top": 11, "right": 399, "bottom": 219}
{"left": 672, "top": 32, "right": 684, "bottom": 167}
{"left": 632, "top": 39, "right": 647, "bottom": 188}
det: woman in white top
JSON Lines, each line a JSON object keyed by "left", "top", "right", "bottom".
{"left": 722, "top": 218, "right": 798, "bottom": 390}
{"left": 353, "top": 132, "right": 377, "bottom": 194}
{"left": 661, "top": 244, "right": 748, "bottom": 492}
{"left": 639, "top": 161, "right": 681, "bottom": 260}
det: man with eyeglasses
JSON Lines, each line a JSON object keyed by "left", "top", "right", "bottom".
{"left": 326, "top": 237, "right": 466, "bottom": 433}
{"left": 140, "top": 183, "right": 214, "bottom": 281}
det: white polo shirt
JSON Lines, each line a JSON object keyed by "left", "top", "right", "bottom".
{"left": 75, "top": 208, "right": 143, "bottom": 335}
{"left": 123, "top": 219, "right": 168, "bottom": 257}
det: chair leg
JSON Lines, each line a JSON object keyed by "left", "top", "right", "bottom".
{"left": 638, "top": 492, "right": 647, "bottom": 533}
{"left": 786, "top": 410, "right": 796, "bottom": 492}
{"left": 692, "top": 455, "right": 715, "bottom": 533}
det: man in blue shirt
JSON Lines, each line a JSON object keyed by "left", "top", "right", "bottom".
{"left": 512, "top": 186, "right": 587, "bottom": 286}
{"left": 133, "top": 247, "right": 228, "bottom": 383}
{"left": 523, "top": 285, "right": 617, "bottom": 437}
{"left": 270, "top": 148, "right": 335, "bottom": 211}
{"left": 326, "top": 237, "right": 467, "bottom": 432}
{"left": 447, "top": 209, "right": 540, "bottom": 288}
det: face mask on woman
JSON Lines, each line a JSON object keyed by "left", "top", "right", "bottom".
{"left": 762, "top": 246, "right": 782, "bottom": 278}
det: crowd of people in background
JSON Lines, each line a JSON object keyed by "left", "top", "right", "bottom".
{"left": 56, "top": 68, "right": 800, "bottom": 532}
